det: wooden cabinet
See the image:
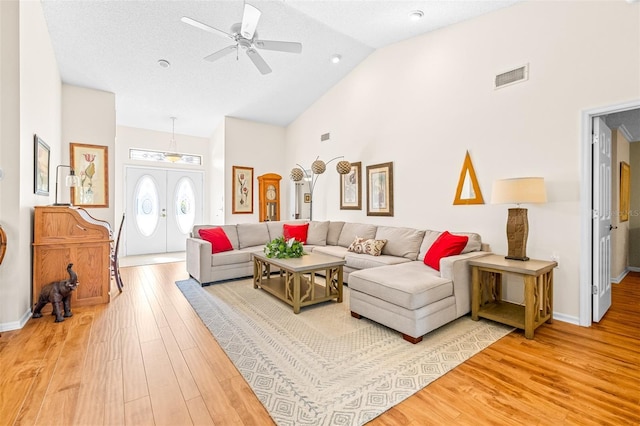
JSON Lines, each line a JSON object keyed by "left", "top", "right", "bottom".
{"left": 33, "top": 206, "right": 112, "bottom": 312}
{"left": 257, "top": 173, "right": 281, "bottom": 222}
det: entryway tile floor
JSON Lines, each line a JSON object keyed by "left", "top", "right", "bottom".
{"left": 120, "top": 251, "right": 185, "bottom": 267}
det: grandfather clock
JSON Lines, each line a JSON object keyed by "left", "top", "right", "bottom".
{"left": 258, "top": 173, "right": 281, "bottom": 222}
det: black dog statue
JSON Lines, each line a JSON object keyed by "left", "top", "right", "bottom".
{"left": 32, "top": 263, "right": 79, "bottom": 322}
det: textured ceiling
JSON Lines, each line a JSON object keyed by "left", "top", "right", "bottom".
{"left": 41, "top": 0, "right": 524, "bottom": 137}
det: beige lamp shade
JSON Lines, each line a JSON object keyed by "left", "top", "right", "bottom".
{"left": 491, "top": 177, "right": 547, "bottom": 205}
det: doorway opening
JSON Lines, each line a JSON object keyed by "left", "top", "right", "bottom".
{"left": 581, "top": 101, "right": 640, "bottom": 326}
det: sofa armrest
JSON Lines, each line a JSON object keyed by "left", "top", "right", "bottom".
{"left": 186, "top": 237, "right": 213, "bottom": 284}
{"left": 440, "top": 251, "right": 491, "bottom": 317}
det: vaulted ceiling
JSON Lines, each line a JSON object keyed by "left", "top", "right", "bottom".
{"left": 41, "top": 0, "right": 521, "bottom": 137}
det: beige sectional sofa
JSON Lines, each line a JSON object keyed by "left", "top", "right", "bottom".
{"left": 186, "top": 220, "right": 489, "bottom": 343}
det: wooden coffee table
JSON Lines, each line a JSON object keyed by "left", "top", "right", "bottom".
{"left": 252, "top": 252, "right": 346, "bottom": 314}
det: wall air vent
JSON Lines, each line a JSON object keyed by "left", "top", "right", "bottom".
{"left": 320, "top": 133, "right": 330, "bottom": 141}
{"left": 494, "top": 64, "right": 529, "bottom": 89}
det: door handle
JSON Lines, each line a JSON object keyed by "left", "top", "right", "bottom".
{"left": 609, "top": 225, "right": 618, "bottom": 231}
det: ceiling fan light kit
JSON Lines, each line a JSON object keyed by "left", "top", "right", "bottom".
{"left": 182, "top": 3, "right": 302, "bottom": 75}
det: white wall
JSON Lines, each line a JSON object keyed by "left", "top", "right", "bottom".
{"left": 0, "top": 0, "right": 62, "bottom": 331}
{"left": 224, "top": 117, "right": 286, "bottom": 224}
{"left": 115, "top": 125, "right": 210, "bottom": 222}
{"left": 210, "top": 121, "right": 225, "bottom": 224}
{"left": 285, "top": 0, "right": 640, "bottom": 322}
{"left": 62, "top": 85, "right": 116, "bottom": 224}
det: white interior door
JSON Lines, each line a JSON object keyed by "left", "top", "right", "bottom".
{"left": 593, "top": 117, "right": 613, "bottom": 322}
{"left": 125, "top": 167, "right": 203, "bottom": 256}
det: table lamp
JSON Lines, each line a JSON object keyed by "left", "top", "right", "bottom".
{"left": 54, "top": 165, "right": 80, "bottom": 206}
{"left": 491, "top": 177, "right": 547, "bottom": 261}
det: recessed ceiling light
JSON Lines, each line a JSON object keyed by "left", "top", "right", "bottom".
{"left": 409, "top": 10, "right": 424, "bottom": 21}
{"left": 331, "top": 54, "right": 341, "bottom": 64}
{"left": 158, "top": 59, "right": 171, "bottom": 68}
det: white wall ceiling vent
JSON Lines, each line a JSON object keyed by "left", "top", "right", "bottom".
{"left": 494, "top": 64, "right": 529, "bottom": 89}
{"left": 321, "top": 133, "right": 330, "bottom": 141}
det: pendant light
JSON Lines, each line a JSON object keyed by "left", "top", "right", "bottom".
{"left": 164, "top": 117, "right": 182, "bottom": 163}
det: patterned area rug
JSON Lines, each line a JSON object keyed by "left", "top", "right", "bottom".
{"left": 176, "top": 278, "right": 512, "bottom": 426}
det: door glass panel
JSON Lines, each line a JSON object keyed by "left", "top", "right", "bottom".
{"left": 135, "top": 175, "right": 159, "bottom": 237}
{"left": 175, "top": 177, "right": 196, "bottom": 234}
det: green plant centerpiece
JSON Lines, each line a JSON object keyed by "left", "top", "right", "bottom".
{"left": 264, "top": 236, "right": 306, "bottom": 259}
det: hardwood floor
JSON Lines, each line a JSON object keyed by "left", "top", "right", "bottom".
{"left": 1, "top": 263, "right": 638, "bottom": 425}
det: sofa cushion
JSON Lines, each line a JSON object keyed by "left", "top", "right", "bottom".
{"left": 312, "top": 245, "right": 349, "bottom": 258}
{"left": 327, "top": 221, "right": 345, "bottom": 246}
{"left": 349, "top": 262, "right": 453, "bottom": 310}
{"left": 337, "top": 223, "right": 377, "bottom": 247}
{"left": 418, "top": 230, "right": 482, "bottom": 260}
{"left": 375, "top": 226, "right": 425, "bottom": 260}
{"left": 198, "top": 227, "right": 233, "bottom": 254}
{"left": 423, "top": 231, "right": 468, "bottom": 271}
{"left": 283, "top": 223, "right": 309, "bottom": 244}
{"left": 193, "top": 224, "right": 239, "bottom": 249}
{"left": 457, "top": 232, "right": 482, "bottom": 253}
{"left": 347, "top": 237, "right": 387, "bottom": 256}
{"left": 237, "top": 223, "right": 270, "bottom": 249}
{"left": 210, "top": 249, "right": 253, "bottom": 267}
{"left": 345, "top": 253, "right": 411, "bottom": 270}
{"left": 266, "top": 220, "right": 305, "bottom": 241}
{"left": 307, "top": 221, "right": 329, "bottom": 246}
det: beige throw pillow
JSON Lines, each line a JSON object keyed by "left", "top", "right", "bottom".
{"left": 347, "top": 236, "right": 387, "bottom": 256}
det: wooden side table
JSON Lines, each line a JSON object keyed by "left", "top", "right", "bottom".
{"left": 470, "top": 254, "right": 557, "bottom": 339}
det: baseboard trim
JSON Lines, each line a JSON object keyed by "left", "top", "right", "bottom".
{"left": 627, "top": 266, "right": 640, "bottom": 273}
{"left": 0, "top": 308, "right": 32, "bottom": 332}
{"left": 611, "top": 267, "right": 640, "bottom": 284}
{"left": 552, "top": 312, "right": 580, "bottom": 326}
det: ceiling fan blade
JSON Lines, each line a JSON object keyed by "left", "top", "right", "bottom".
{"left": 204, "top": 45, "right": 237, "bottom": 62}
{"left": 240, "top": 4, "right": 261, "bottom": 39}
{"left": 246, "top": 48, "right": 272, "bottom": 75}
{"left": 255, "top": 40, "right": 302, "bottom": 54}
{"left": 181, "top": 17, "right": 234, "bottom": 41}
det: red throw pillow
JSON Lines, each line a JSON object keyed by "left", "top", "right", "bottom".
{"left": 283, "top": 223, "right": 309, "bottom": 244}
{"left": 423, "top": 231, "right": 469, "bottom": 271}
{"left": 198, "top": 227, "right": 234, "bottom": 254}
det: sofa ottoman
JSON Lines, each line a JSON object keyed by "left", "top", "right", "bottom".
{"left": 349, "top": 261, "right": 459, "bottom": 343}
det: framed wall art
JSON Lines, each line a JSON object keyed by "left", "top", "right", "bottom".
{"left": 232, "top": 165, "right": 254, "bottom": 214}
{"left": 34, "top": 135, "right": 50, "bottom": 196}
{"left": 70, "top": 143, "right": 109, "bottom": 207}
{"left": 620, "top": 161, "right": 630, "bottom": 222}
{"left": 340, "top": 161, "right": 361, "bottom": 210}
{"left": 367, "top": 162, "right": 394, "bottom": 216}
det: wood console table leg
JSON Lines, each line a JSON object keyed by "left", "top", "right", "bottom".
{"left": 524, "top": 276, "right": 536, "bottom": 339}
{"left": 471, "top": 266, "right": 480, "bottom": 321}
{"left": 293, "top": 272, "right": 301, "bottom": 314}
{"left": 547, "top": 270, "right": 554, "bottom": 324}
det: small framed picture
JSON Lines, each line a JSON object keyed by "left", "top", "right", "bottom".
{"left": 34, "top": 135, "right": 50, "bottom": 196}
{"left": 620, "top": 161, "right": 630, "bottom": 222}
{"left": 367, "top": 162, "right": 394, "bottom": 216}
{"left": 71, "top": 143, "right": 109, "bottom": 207}
{"left": 232, "top": 165, "right": 254, "bottom": 214}
{"left": 340, "top": 161, "right": 361, "bottom": 210}
{"left": 304, "top": 193, "right": 311, "bottom": 203}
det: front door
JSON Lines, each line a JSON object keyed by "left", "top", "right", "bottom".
{"left": 125, "top": 167, "right": 203, "bottom": 256}
{"left": 592, "top": 117, "right": 613, "bottom": 322}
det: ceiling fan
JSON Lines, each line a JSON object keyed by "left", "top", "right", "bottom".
{"left": 182, "top": 3, "right": 302, "bottom": 75}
